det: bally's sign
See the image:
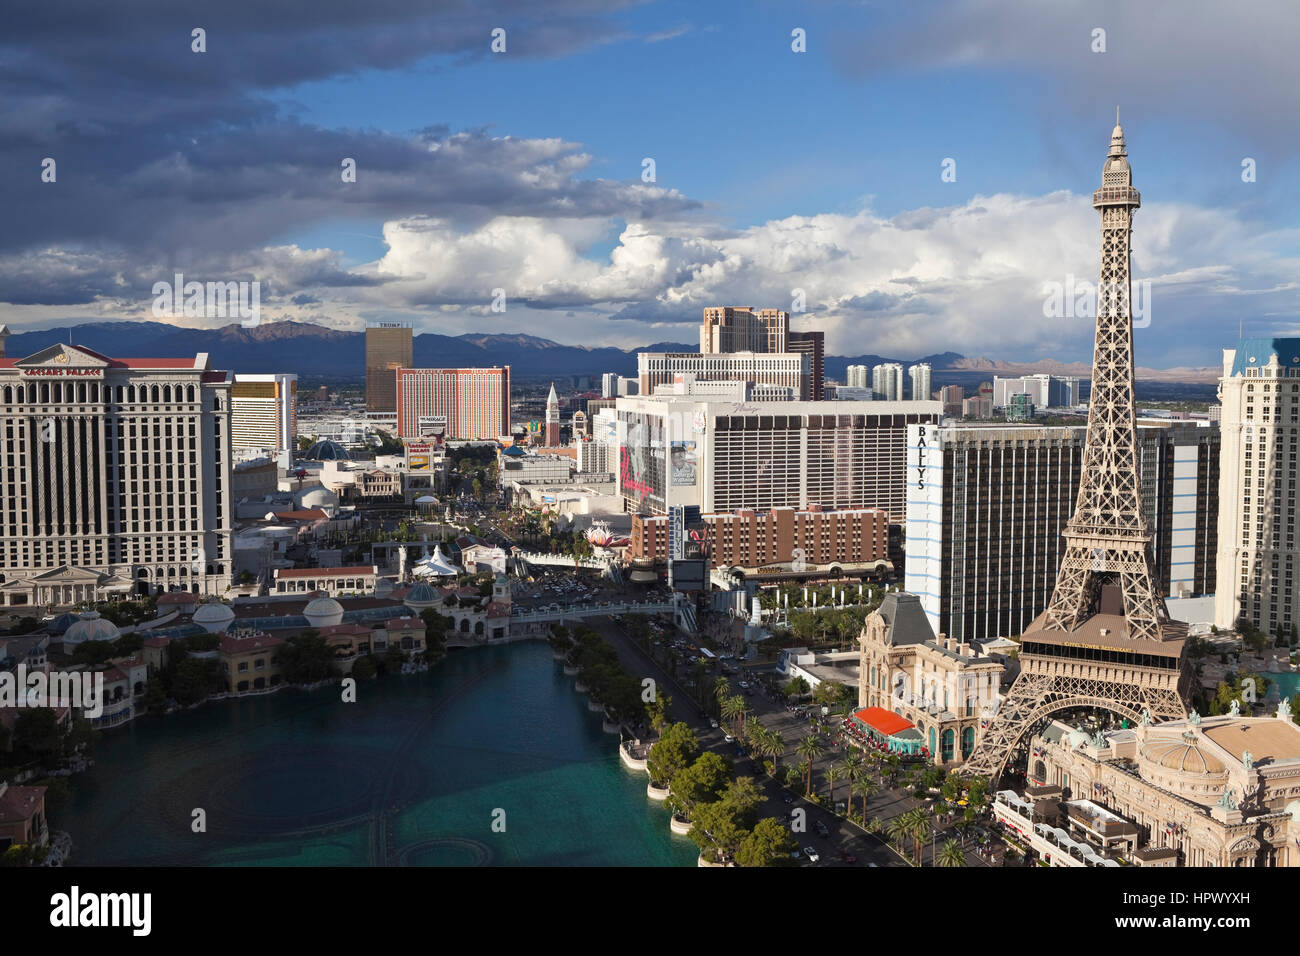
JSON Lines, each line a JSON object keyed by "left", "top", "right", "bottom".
{"left": 914, "top": 424, "right": 933, "bottom": 489}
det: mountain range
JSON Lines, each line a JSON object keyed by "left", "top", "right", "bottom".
{"left": 0, "top": 321, "right": 1220, "bottom": 384}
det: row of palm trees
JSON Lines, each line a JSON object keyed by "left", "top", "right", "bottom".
{"left": 880, "top": 807, "right": 966, "bottom": 867}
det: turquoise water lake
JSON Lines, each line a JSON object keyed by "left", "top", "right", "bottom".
{"left": 58, "top": 642, "right": 696, "bottom": 866}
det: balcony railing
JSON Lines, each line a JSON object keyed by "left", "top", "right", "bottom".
{"left": 1092, "top": 186, "right": 1141, "bottom": 206}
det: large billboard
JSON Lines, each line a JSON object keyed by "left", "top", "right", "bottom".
{"left": 405, "top": 441, "right": 431, "bottom": 471}
{"left": 670, "top": 441, "right": 697, "bottom": 487}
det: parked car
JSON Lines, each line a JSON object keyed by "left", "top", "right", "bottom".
{"left": 840, "top": 851, "right": 858, "bottom": 864}
{"left": 723, "top": 734, "right": 734, "bottom": 743}
{"left": 803, "top": 847, "right": 820, "bottom": 863}
{"left": 709, "top": 719, "right": 719, "bottom": 729}
{"left": 815, "top": 821, "right": 830, "bottom": 837}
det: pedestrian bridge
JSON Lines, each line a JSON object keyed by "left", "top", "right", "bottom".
{"left": 510, "top": 599, "right": 676, "bottom": 623}
{"left": 512, "top": 550, "right": 623, "bottom": 585}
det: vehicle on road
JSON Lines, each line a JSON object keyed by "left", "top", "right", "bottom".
{"left": 803, "top": 847, "right": 820, "bottom": 863}
{"left": 723, "top": 733, "right": 734, "bottom": 743}
{"left": 815, "top": 821, "right": 830, "bottom": 837}
{"left": 840, "top": 851, "right": 857, "bottom": 864}
{"left": 709, "top": 719, "right": 719, "bottom": 729}
{"left": 783, "top": 795, "right": 793, "bottom": 804}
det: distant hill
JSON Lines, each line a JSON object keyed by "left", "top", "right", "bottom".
{"left": 0, "top": 320, "right": 1217, "bottom": 384}
{"left": 0, "top": 321, "right": 694, "bottom": 380}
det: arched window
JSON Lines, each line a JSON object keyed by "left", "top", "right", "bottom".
{"left": 941, "top": 729, "right": 955, "bottom": 762}
{"left": 961, "top": 727, "right": 975, "bottom": 759}
{"left": 163, "top": 384, "right": 172, "bottom": 403}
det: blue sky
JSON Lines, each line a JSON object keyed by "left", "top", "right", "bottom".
{"left": 2, "top": 0, "right": 1298, "bottom": 369}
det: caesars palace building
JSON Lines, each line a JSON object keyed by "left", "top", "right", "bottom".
{"left": 0, "top": 341, "right": 234, "bottom": 608}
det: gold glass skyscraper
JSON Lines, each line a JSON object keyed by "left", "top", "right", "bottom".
{"left": 365, "top": 322, "right": 413, "bottom": 413}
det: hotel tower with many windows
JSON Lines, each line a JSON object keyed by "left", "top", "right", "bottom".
{"left": 1215, "top": 339, "right": 1300, "bottom": 636}
{"left": 0, "top": 344, "right": 234, "bottom": 608}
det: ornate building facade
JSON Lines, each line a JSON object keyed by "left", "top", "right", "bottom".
{"left": 857, "top": 592, "right": 1003, "bottom": 767}
{"left": 1026, "top": 709, "right": 1300, "bottom": 866}
{"left": 0, "top": 344, "right": 234, "bottom": 608}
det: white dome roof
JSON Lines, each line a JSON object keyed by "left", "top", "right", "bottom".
{"left": 297, "top": 486, "right": 338, "bottom": 509}
{"left": 193, "top": 602, "right": 236, "bottom": 634}
{"left": 63, "top": 611, "right": 121, "bottom": 645}
{"left": 303, "top": 596, "right": 344, "bottom": 628}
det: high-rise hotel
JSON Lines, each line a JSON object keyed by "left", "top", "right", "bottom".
{"left": 394, "top": 366, "right": 510, "bottom": 440}
{"left": 906, "top": 422, "right": 1219, "bottom": 643}
{"left": 231, "top": 372, "right": 297, "bottom": 458}
{"left": 0, "top": 343, "right": 234, "bottom": 608}
{"left": 365, "top": 322, "right": 413, "bottom": 414}
{"left": 1215, "top": 339, "right": 1300, "bottom": 635}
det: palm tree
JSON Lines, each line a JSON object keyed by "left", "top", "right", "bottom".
{"left": 765, "top": 730, "right": 786, "bottom": 775}
{"left": 887, "top": 815, "right": 911, "bottom": 859}
{"left": 852, "top": 778, "right": 877, "bottom": 820}
{"left": 904, "top": 807, "right": 931, "bottom": 866}
{"left": 712, "top": 676, "right": 732, "bottom": 714}
{"left": 795, "top": 738, "right": 826, "bottom": 796}
{"left": 937, "top": 839, "right": 966, "bottom": 868}
{"left": 825, "top": 765, "right": 840, "bottom": 807}
{"left": 868, "top": 816, "right": 885, "bottom": 836}
{"left": 841, "top": 751, "right": 865, "bottom": 785}
{"left": 744, "top": 716, "right": 765, "bottom": 752}
{"left": 720, "top": 695, "right": 747, "bottom": 734}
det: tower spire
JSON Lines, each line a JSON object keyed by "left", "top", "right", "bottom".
{"left": 959, "top": 117, "right": 1189, "bottom": 785}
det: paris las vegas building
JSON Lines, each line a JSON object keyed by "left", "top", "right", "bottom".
{"left": 905, "top": 421, "right": 1220, "bottom": 643}
{"left": 1215, "top": 339, "right": 1300, "bottom": 636}
{"left": 0, "top": 339, "right": 234, "bottom": 608}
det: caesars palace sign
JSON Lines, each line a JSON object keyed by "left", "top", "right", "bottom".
{"left": 19, "top": 367, "right": 103, "bottom": 377}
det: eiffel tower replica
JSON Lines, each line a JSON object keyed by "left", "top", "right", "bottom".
{"left": 962, "top": 114, "right": 1192, "bottom": 784}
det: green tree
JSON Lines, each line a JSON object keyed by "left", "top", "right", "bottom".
{"left": 720, "top": 694, "right": 747, "bottom": 735}
{"left": 668, "top": 751, "right": 732, "bottom": 821}
{"left": 13, "top": 708, "right": 62, "bottom": 757}
{"left": 905, "top": 807, "right": 932, "bottom": 866}
{"left": 796, "top": 734, "right": 826, "bottom": 796}
{"left": 351, "top": 655, "right": 378, "bottom": 680}
{"left": 937, "top": 839, "right": 966, "bottom": 868}
{"left": 887, "top": 815, "right": 911, "bottom": 857}
{"left": 763, "top": 730, "right": 786, "bottom": 775}
{"left": 689, "top": 795, "right": 748, "bottom": 863}
{"left": 782, "top": 676, "right": 810, "bottom": 700}
{"left": 735, "top": 817, "right": 796, "bottom": 867}
{"left": 712, "top": 676, "right": 732, "bottom": 715}
{"left": 646, "top": 721, "right": 699, "bottom": 788}
{"left": 852, "top": 777, "right": 877, "bottom": 820}
{"left": 142, "top": 677, "right": 167, "bottom": 715}
{"left": 278, "top": 632, "right": 341, "bottom": 684}
{"left": 825, "top": 764, "right": 841, "bottom": 807}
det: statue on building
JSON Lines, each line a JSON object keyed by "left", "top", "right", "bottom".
{"left": 1217, "top": 788, "right": 1237, "bottom": 811}
{"left": 1278, "top": 697, "right": 1293, "bottom": 722}
{"left": 1092, "top": 729, "right": 1106, "bottom": 749}
{"left": 1188, "top": 709, "right": 1201, "bottom": 726}
{"left": 1229, "top": 698, "right": 1241, "bottom": 718}
{"left": 1140, "top": 708, "right": 1152, "bottom": 726}
{"left": 1243, "top": 750, "right": 1254, "bottom": 771}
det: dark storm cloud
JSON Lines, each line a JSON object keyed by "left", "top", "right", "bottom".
{"left": 0, "top": 0, "right": 700, "bottom": 307}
